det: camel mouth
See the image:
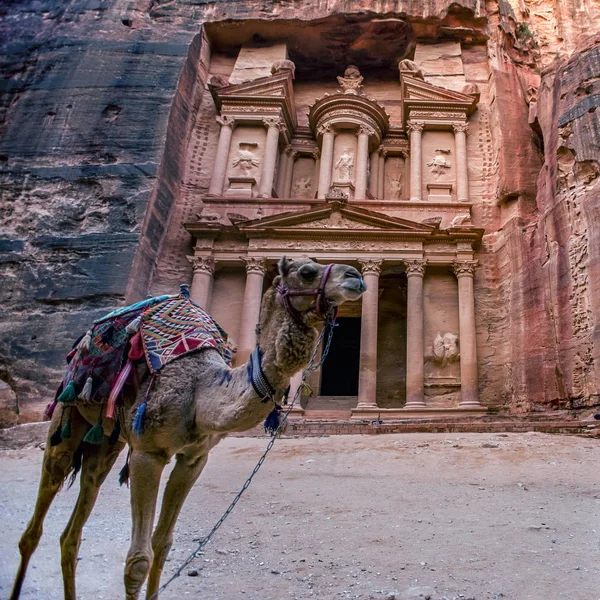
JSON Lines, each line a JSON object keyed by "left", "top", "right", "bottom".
{"left": 340, "top": 278, "right": 367, "bottom": 299}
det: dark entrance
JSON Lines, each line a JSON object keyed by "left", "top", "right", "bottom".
{"left": 320, "top": 317, "right": 361, "bottom": 396}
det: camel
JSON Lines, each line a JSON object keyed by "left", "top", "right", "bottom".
{"left": 11, "top": 257, "right": 366, "bottom": 600}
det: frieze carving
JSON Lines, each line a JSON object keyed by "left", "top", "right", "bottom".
{"left": 432, "top": 332, "right": 460, "bottom": 367}
{"left": 242, "top": 257, "right": 268, "bottom": 275}
{"left": 318, "top": 110, "right": 380, "bottom": 135}
{"left": 427, "top": 149, "right": 451, "bottom": 178}
{"left": 452, "top": 123, "right": 469, "bottom": 134}
{"left": 403, "top": 259, "right": 427, "bottom": 277}
{"left": 409, "top": 110, "right": 466, "bottom": 120}
{"left": 359, "top": 258, "right": 383, "bottom": 275}
{"left": 406, "top": 121, "right": 425, "bottom": 134}
{"left": 187, "top": 255, "right": 215, "bottom": 275}
{"left": 452, "top": 260, "right": 478, "bottom": 277}
{"left": 295, "top": 215, "right": 381, "bottom": 230}
{"left": 337, "top": 65, "right": 364, "bottom": 95}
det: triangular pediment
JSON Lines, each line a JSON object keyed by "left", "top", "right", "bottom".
{"left": 237, "top": 203, "right": 437, "bottom": 234}
{"left": 402, "top": 74, "right": 475, "bottom": 104}
{"left": 212, "top": 71, "right": 295, "bottom": 104}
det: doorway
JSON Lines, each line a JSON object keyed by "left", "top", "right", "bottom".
{"left": 319, "top": 317, "right": 361, "bottom": 396}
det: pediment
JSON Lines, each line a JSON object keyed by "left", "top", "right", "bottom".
{"left": 237, "top": 203, "right": 437, "bottom": 235}
{"left": 212, "top": 71, "right": 295, "bottom": 105}
{"left": 400, "top": 74, "right": 478, "bottom": 122}
{"left": 402, "top": 75, "right": 475, "bottom": 103}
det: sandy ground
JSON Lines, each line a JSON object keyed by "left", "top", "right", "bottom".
{"left": 1, "top": 432, "right": 599, "bottom": 600}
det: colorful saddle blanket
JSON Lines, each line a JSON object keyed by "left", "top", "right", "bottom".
{"left": 54, "top": 289, "right": 232, "bottom": 417}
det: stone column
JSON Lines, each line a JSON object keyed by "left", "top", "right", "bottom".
{"left": 404, "top": 259, "right": 427, "bottom": 408}
{"left": 453, "top": 123, "right": 470, "bottom": 202}
{"left": 317, "top": 124, "right": 335, "bottom": 199}
{"left": 207, "top": 115, "right": 234, "bottom": 197}
{"left": 237, "top": 257, "right": 268, "bottom": 364}
{"left": 187, "top": 256, "right": 215, "bottom": 310}
{"left": 369, "top": 149, "right": 379, "bottom": 198}
{"left": 378, "top": 147, "right": 386, "bottom": 200}
{"left": 453, "top": 261, "right": 481, "bottom": 407}
{"left": 275, "top": 147, "right": 290, "bottom": 197}
{"left": 311, "top": 148, "right": 320, "bottom": 199}
{"left": 357, "top": 259, "right": 383, "bottom": 409}
{"left": 257, "top": 117, "right": 282, "bottom": 198}
{"left": 283, "top": 148, "right": 297, "bottom": 198}
{"left": 354, "top": 126, "right": 371, "bottom": 200}
{"left": 407, "top": 121, "right": 424, "bottom": 201}
{"left": 288, "top": 370, "right": 305, "bottom": 416}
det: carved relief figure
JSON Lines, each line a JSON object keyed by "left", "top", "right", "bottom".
{"left": 335, "top": 148, "right": 354, "bottom": 182}
{"left": 386, "top": 171, "right": 404, "bottom": 199}
{"left": 427, "top": 148, "right": 451, "bottom": 178}
{"left": 432, "top": 332, "right": 460, "bottom": 367}
{"left": 232, "top": 143, "right": 259, "bottom": 174}
{"left": 337, "top": 65, "right": 364, "bottom": 95}
{"left": 292, "top": 176, "right": 312, "bottom": 198}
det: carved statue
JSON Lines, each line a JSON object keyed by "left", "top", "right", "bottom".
{"left": 337, "top": 65, "right": 364, "bottom": 95}
{"left": 450, "top": 213, "right": 472, "bottom": 227}
{"left": 432, "top": 332, "right": 460, "bottom": 367}
{"left": 398, "top": 58, "right": 424, "bottom": 80}
{"left": 386, "top": 172, "right": 404, "bottom": 199}
{"left": 232, "top": 143, "right": 259, "bottom": 173}
{"left": 335, "top": 148, "right": 354, "bottom": 182}
{"left": 292, "top": 176, "right": 312, "bottom": 198}
{"left": 427, "top": 148, "right": 451, "bottom": 178}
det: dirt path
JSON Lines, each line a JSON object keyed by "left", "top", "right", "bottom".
{"left": 1, "top": 432, "right": 599, "bottom": 600}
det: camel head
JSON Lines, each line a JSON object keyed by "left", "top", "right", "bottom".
{"left": 275, "top": 257, "right": 366, "bottom": 326}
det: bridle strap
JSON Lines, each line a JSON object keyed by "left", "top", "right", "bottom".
{"left": 276, "top": 264, "right": 338, "bottom": 327}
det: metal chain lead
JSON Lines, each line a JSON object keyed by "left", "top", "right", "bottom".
{"left": 149, "top": 314, "right": 337, "bottom": 600}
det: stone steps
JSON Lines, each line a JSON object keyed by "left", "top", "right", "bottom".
{"left": 282, "top": 419, "right": 600, "bottom": 437}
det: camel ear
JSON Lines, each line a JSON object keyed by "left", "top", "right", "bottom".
{"left": 278, "top": 256, "right": 293, "bottom": 277}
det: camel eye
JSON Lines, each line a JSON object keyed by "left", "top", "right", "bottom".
{"left": 298, "top": 264, "right": 318, "bottom": 281}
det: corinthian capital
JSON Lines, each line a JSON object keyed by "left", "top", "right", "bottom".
{"left": 403, "top": 259, "right": 427, "bottom": 277}
{"left": 263, "top": 116, "right": 283, "bottom": 130}
{"left": 452, "top": 260, "right": 478, "bottom": 278}
{"left": 358, "top": 124, "right": 375, "bottom": 137}
{"left": 452, "top": 122, "right": 469, "bottom": 134}
{"left": 359, "top": 258, "right": 383, "bottom": 275}
{"left": 242, "top": 256, "right": 268, "bottom": 275}
{"left": 317, "top": 123, "right": 333, "bottom": 136}
{"left": 187, "top": 255, "right": 215, "bottom": 275}
{"left": 216, "top": 115, "right": 235, "bottom": 128}
{"left": 406, "top": 121, "right": 425, "bottom": 134}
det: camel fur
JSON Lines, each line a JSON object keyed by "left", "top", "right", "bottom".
{"left": 11, "top": 257, "right": 366, "bottom": 600}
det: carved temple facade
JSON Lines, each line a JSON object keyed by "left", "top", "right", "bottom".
{"left": 180, "top": 39, "right": 489, "bottom": 420}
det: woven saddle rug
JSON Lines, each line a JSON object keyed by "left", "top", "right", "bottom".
{"left": 50, "top": 290, "right": 232, "bottom": 426}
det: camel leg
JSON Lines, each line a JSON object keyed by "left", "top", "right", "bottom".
{"left": 124, "top": 450, "right": 168, "bottom": 600}
{"left": 145, "top": 451, "right": 209, "bottom": 598}
{"left": 60, "top": 435, "right": 126, "bottom": 600}
{"left": 10, "top": 407, "right": 89, "bottom": 600}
